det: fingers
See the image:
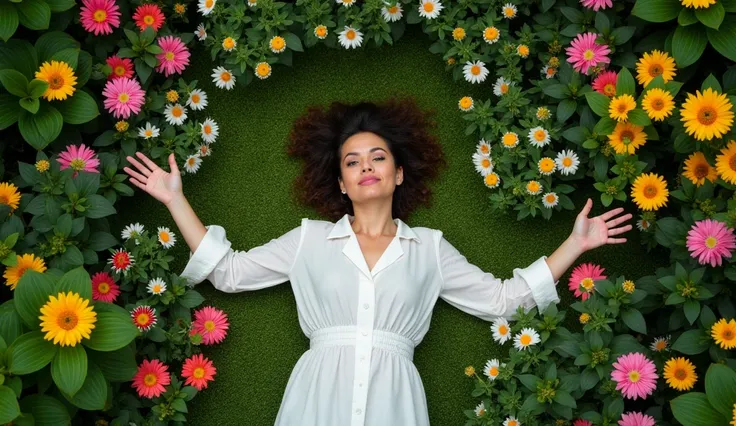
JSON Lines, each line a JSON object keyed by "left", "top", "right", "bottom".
{"left": 607, "top": 237, "right": 627, "bottom": 244}
{"left": 168, "top": 153, "right": 180, "bottom": 174}
{"left": 126, "top": 155, "right": 151, "bottom": 177}
{"left": 605, "top": 212, "right": 633, "bottom": 228}
{"left": 129, "top": 177, "right": 145, "bottom": 190}
{"left": 124, "top": 166, "right": 148, "bottom": 183}
{"left": 597, "top": 206, "right": 625, "bottom": 222}
{"left": 608, "top": 224, "right": 633, "bottom": 236}
{"left": 578, "top": 198, "right": 593, "bottom": 217}
{"left": 136, "top": 151, "right": 160, "bottom": 172}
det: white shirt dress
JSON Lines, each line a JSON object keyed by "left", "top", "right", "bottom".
{"left": 180, "top": 213, "right": 560, "bottom": 426}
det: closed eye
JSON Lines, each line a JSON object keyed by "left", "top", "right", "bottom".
{"left": 347, "top": 156, "right": 385, "bottom": 166}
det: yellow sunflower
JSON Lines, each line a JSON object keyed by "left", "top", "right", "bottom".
{"left": 680, "top": 88, "right": 734, "bottom": 141}
{"left": 39, "top": 291, "right": 97, "bottom": 347}
{"left": 0, "top": 182, "right": 21, "bottom": 214}
{"left": 608, "top": 122, "right": 647, "bottom": 154}
{"left": 663, "top": 357, "right": 697, "bottom": 391}
{"left": 683, "top": 152, "right": 718, "bottom": 186}
{"left": 3, "top": 253, "right": 47, "bottom": 290}
{"left": 642, "top": 88, "right": 675, "bottom": 121}
{"left": 34, "top": 60, "right": 77, "bottom": 101}
{"left": 716, "top": 140, "right": 736, "bottom": 184}
{"left": 636, "top": 50, "right": 677, "bottom": 87}
{"left": 681, "top": 0, "right": 716, "bottom": 8}
{"left": 609, "top": 94, "right": 636, "bottom": 122}
{"left": 631, "top": 172, "right": 669, "bottom": 211}
{"left": 711, "top": 318, "right": 736, "bottom": 350}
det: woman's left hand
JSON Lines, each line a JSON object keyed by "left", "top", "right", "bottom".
{"left": 570, "top": 198, "right": 633, "bottom": 252}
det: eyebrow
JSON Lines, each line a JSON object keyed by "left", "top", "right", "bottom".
{"left": 343, "top": 147, "right": 386, "bottom": 161}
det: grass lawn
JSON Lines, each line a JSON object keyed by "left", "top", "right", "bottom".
{"left": 113, "top": 24, "right": 666, "bottom": 425}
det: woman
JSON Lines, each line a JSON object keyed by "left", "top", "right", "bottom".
{"left": 123, "top": 96, "right": 632, "bottom": 426}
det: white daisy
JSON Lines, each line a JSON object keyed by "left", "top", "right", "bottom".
{"left": 222, "top": 37, "right": 237, "bottom": 52}
{"left": 164, "top": 104, "right": 188, "bottom": 126}
{"left": 418, "top": 0, "right": 443, "bottom": 19}
{"left": 197, "top": 143, "right": 212, "bottom": 157}
{"left": 526, "top": 180, "right": 543, "bottom": 195}
{"left": 336, "top": 0, "right": 355, "bottom": 6}
{"left": 650, "top": 335, "right": 671, "bottom": 352}
{"left": 513, "top": 327, "right": 540, "bottom": 351}
{"left": 527, "top": 126, "right": 550, "bottom": 147}
{"left": 503, "top": 416, "right": 521, "bottom": 426}
{"left": 472, "top": 152, "right": 493, "bottom": 176}
{"left": 157, "top": 227, "right": 176, "bottom": 248}
{"left": 462, "top": 60, "right": 489, "bottom": 84}
{"left": 269, "top": 36, "right": 286, "bottom": 53}
{"left": 186, "top": 89, "right": 208, "bottom": 111}
{"left": 195, "top": 24, "right": 207, "bottom": 41}
{"left": 198, "top": 0, "right": 215, "bottom": 15}
{"left": 474, "top": 401, "right": 486, "bottom": 417}
{"left": 541, "top": 65, "right": 557, "bottom": 79}
{"left": 147, "top": 277, "right": 167, "bottom": 295}
{"left": 138, "top": 122, "right": 160, "bottom": 140}
{"left": 483, "top": 359, "right": 501, "bottom": 381}
{"left": 211, "top": 66, "right": 236, "bottom": 90}
{"left": 338, "top": 26, "right": 363, "bottom": 49}
{"left": 502, "top": 132, "right": 519, "bottom": 149}
{"left": 184, "top": 154, "right": 202, "bottom": 174}
{"left": 484, "top": 172, "right": 500, "bottom": 189}
{"left": 482, "top": 26, "right": 500, "bottom": 44}
{"left": 314, "top": 25, "right": 328, "bottom": 39}
{"left": 542, "top": 192, "right": 559, "bottom": 208}
{"left": 493, "top": 77, "right": 513, "bottom": 96}
{"left": 200, "top": 118, "right": 219, "bottom": 143}
{"left": 247, "top": 0, "right": 257, "bottom": 6}
{"left": 490, "top": 317, "right": 511, "bottom": 344}
{"left": 502, "top": 3, "right": 517, "bottom": 19}
{"left": 476, "top": 139, "right": 491, "bottom": 157}
{"left": 555, "top": 149, "right": 580, "bottom": 175}
{"left": 381, "top": 2, "right": 403, "bottom": 21}
{"left": 637, "top": 218, "right": 651, "bottom": 231}
{"left": 121, "top": 223, "right": 145, "bottom": 242}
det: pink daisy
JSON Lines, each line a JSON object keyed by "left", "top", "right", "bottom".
{"left": 611, "top": 352, "right": 658, "bottom": 400}
{"left": 133, "top": 4, "right": 165, "bottom": 32}
{"left": 79, "top": 0, "right": 121, "bottom": 36}
{"left": 155, "top": 36, "right": 190, "bottom": 77}
{"left": 192, "top": 306, "right": 229, "bottom": 345}
{"left": 181, "top": 353, "right": 217, "bottom": 390}
{"left": 106, "top": 55, "right": 134, "bottom": 80}
{"left": 131, "top": 305, "right": 157, "bottom": 331}
{"left": 568, "top": 262, "right": 607, "bottom": 300}
{"left": 573, "top": 420, "right": 593, "bottom": 426}
{"left": 102, "top": 77, "right": 145, "bottom": 119}
{"left": 618, "top": 412, "right": 655, "bottom": 426}
{"left": 686, "top": 219, "right": 736, "bottom": 267}
{"left": 566, "top": 32, "right": 611, "bottom": 75}
{"left": 57, "top": 143, "right": 100, "bottom": 178}
{"left": 592, "top": 70, "right": 618, "bottom": 97}
{"left": 580, "top": 0, "right": 612, "bottom": 11}
{"left": 91, "top": 271, "right": 120, "bottom": 303}
{"left": 132, "top": 359, "right": 170, "bottom": 399}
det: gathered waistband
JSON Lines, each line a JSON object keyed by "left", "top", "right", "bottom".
{"left": 309, "top": 325, "right": 415, "bottom": 361}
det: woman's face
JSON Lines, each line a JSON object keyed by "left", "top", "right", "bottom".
{"left": 338, "top": 131, "right": 403, "bottom": 203}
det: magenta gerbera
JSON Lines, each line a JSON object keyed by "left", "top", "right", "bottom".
{"left": 106, "top": 55, "right": 134, "bottom": 80}
{"left": 57, "top": 143, "right": 100, "bottom": 178}
{"left": 566, "top": 32, "right": 611, "bottom": 75}
{"left": 611, "top": 352, "right": 658, "bottom": 400}
{"left": 573, "top": 420, "right": 593, "bottom": 426}
{"left": 618, "top": 412, "right": 655, "bottom": 426}
{"left": 192, "top": 306, "right": 229, "bottom": 345}
{"left": 592, "top": 70, "right": 618, "bottom": 97}
{"left": 580, "top": 0, "right": 612, "bottom": 11}
{"left": 102, "top": 77, "right": 145, "bottom": 119}
{"left": 79, "top": 0, "right": 121, "bottom": 35}
{"left": 91, "top": 271, "right": 120, "bottom": 303}
{"left": 568, "top": 262, "right": 607, "bottom": 300}
{"left": 155, "top": 36, "right": 190, "bottom": 77}
{"left": 686, "top": 219, "right": 736, "bottom": 267}
{"left": 133, "top": 4, "right": 165, "bottom": 32}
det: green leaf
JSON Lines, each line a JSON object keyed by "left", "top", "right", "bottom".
{"left": 0, "top": 39, "right": 38, "bottom": 79}
{"left": 34, "top": 31, "right": 78, "bottom": 65}
{"left": 86, "top": 232, "right": 118, "bottom": 252}
{"left": 7, "top": 331, "right": 58, "bottom": 375}
{"left": 84, "top": 194, "right": 116, "bottom": 219}
{"left": 611, "top": 26, "right": 636, "bottom": 45}
{"left": 595, "top": 12, "right": 611, "bottom": 34}
{"left": 56, "top": 90, "right": 99, "bottom": 125}
{"left": 50, "top": 47, "right": 79, "bottom": 71}
{"left": 627, "top": 109, "right": 651, "bottom": 126}
{"left": 683, "top": 299, "right": 701, "bottom": 324}
{"left": 621, "top": 308, "right": 647, "bottom": 334}
{"left": 580, "top": 369, "right": 599, "bottom": 391}
{"left": 44, "top": 0, "right": 75, "bottom": 12}
{"left": 585, "top": 92, "right": 610, "bottom": 116}
{"left": 83, "top": 310, "right": 137, "bottom": 352}
{"left": 632, "top": 0, "right": 681, "bottom": 22}
{"left": 543, "top": 84, "right": 571, "bottom": 99}
{"left": 0, "top": 3, "right": 19, "bottom": 42}
{"left": 672, "top": 24, "right": 708, "bottom": 68}
{"left": 616, "top": 67, "right": 636, "bottom": 95}
{"left": 51, "top": 345, "right": 87, "bottom": 397}
{"left": 16, "top": 0, "right": 50, "bottom": 30}
{"left": 178, "top": 290, "right": 204, "bottom": 308}
{"left": 180, "top": 386, "right": 198, "bottom": 401}
{"left": 13, "top": 270, "right": 54, "bottom": 329}
{"left": 0, "top": 385, "right": 20, "bottom": 424}
{"left": 679, "top": 7, "right": 699, "bottom": 25}
{"left": 701, "top": 74, "right": 722, "bottom": 92}
{"left": 17, "top": 103, "right": 62, "bottom": 150}
{"left": 60, "top": 361, "right": 106, "bottom": 410}
{"left": 27, "top": 79, "right": 48, "bottom": 98}
{"left": 56, "top": 267, "right": 92, "bottom": 301}
{"left": 87, "top": 345, "right": 136, "bottom": 382}
{"left": 76, "top": 51, "right": 92, "bottom": 87}
{"left": 705, "top": 364, "right": 736, "bottom": 418}
{"left": 695, "top": 1, "right": 725, "bottom": 29}
{"left": 0, "top": 301, "right": 24, "bottom": 346}
{"left": 19, "top": 395, "right": 70, "bottom": 426}
{"left": 282, "top": 32, "right": 303, "bottom": 52}
{"left": 553, "top": 390, "right": 577, "bottom": 408}
{"left": 671, "top": 392, "right": 727, "bottom": 426}
{"left": 0, "top": 69, "right": 29, "bottom": 97}
{"left": 707, "top": 17, "right": 736, "bottom": 62}
{"left": 557, "top": 99, "right": 577, "bottom": 122}
{"left": 0, "top": 94, "right": 20, "bottom": 130}
{"left": 171, "top": 398, "right": 187, "bottom": 413}
{"left": 517, "top": 374, "right": 540, "bottom": 391}
{"left": 18, "top": 97, "right": 38, "bottom": 114}
{"left": 560, "top": 6, "right": 585, "bottom": 23}
{"left": 672, "top": 329, "right": 710, "bottom": 354}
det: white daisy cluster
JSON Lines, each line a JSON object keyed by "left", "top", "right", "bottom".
{"left": 471, "top": 139, "right": 500, "bottom": 189}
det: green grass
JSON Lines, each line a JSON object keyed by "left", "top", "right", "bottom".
{"left": 113, "top": 24, "right": 666, "bottom": 425}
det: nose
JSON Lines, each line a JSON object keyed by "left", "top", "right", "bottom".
{"left": 362, "top": 164, "right": 372, "bottom": 172}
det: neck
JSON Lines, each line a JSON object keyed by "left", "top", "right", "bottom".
{"left": 349, "top": 203, "right": 397, "bottom": 239}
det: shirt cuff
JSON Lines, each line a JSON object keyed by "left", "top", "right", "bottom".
{"left": 179, "top": 225, "right": 232, "bottom": 287}
{"left": 517, "top": 255, "right": 560, "bottom": 313}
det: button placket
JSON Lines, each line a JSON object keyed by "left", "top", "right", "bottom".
{"left": 351, "top": 274, "right": 375, "bottom": 426}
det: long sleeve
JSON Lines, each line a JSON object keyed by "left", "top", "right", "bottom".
{"left": 434, "top": 230, "right": 560, "bottom": 321}
{"left": 179, "top": 218, "right": 308, "bottom": 292}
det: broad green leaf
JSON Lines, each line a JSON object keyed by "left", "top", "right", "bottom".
{"left": 19, "top": 395, "right": 70, "bottom": 426}
{"left": 616, "top": 67, "right": 636, "bottom": 95}
{"left": 7, "top": 331, "right": 57, "bottom": 375}
{"left": 17, "top": 103, "right": 62, "bottom": 150}
{"left": 60, "top": 361, "right": 106, "bottom": 410}
{"left": 13, "top": 270, "right": 54, "bottom": 329}
{"left": 0, "top": 385, "right": 20, "bottom": 424}
{"left": 671, "top": 392, "right": 727, "bottom": 426}
{"left": 0, "top": 94, "right": 20, "bottom": 130}
{"left": 695, "top": 1, "right": 725, "bottom": 29}
{"left": 707, "top": 17, "right": 736, "bottom": 62}
{"left": 585, "top": 91, "right": 610, "bottom": 117}
{"left": 56, "top": 89, "right": 99, "bottom": 124}
{"left": 705, "top": 364, "right": 736, "bottom": 418}
{"left": 51, "top": 345, "right": 87, "bottom": 397}
{"left": 672, "top": 24, "right": 708, "bottom": 68}
{"left": 16, "top": 0, "right": 50, "bottom": 30}
{"left": 83, "top": 311, "right": 137, "bottom": 352}
{"left": 0, "top": 3, "right": 19, "bottom": 42}
{"left": 0, "top": 69, "right": 28, "bottom": 97}
{"left": 632, "top": 0, "right": 680, "bottom": 22}
{"left": 672, "top": 329, "right": 710, "bottom": 354}
{"left": 56, "top": 266, "right": 92, "bottom": 301}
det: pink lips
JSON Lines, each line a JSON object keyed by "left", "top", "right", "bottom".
{"left": 359, "top": 177, "right": 379, "bottom": 185}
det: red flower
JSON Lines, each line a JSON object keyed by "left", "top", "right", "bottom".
{"left": 132, "top": 359, "right": 170, "bottom": 398}
{"left": 181, "top": 353, "right": 217, "bottom": 390}
{"left": 106, "top": 55, "right": 134, "bottom": 80}
{"left": 91, "top": 271, "right": 120, "bottom": 303}
{"left": 131, "top": 305, "right": 157, "bottom": 331}
{"left": 132, "top": 4, "right": 165, "bottom": 32}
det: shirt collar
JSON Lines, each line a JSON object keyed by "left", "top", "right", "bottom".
{"left": 326, "top": 213, "right": 421, "bottom": 243}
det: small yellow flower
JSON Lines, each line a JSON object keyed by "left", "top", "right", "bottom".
{"left": 447, "top": 57, "right": 456, "bottom": 65}
{"left": 35, "top": 60, "right": 77, "bottom": 101}
{"left": 526, "top": 180, "right": 542, "bottom": 195}
{"left": 314, "top": 25, "right": 328, "bottom": 39}
{"left": 222, "top": 37, "right": 237, "bottom": 51}
{"left": 270, "top": 35, "right": 286, "bottom": 53}
{"left": 642, "top": 88, "right": 675, "bottom": 121}
{"left": 663, "top": 357, "right": 697, "bottom": 391}
{"left": 579, "top": 313, "right": 591, "bottom": 324}
{"left": 622, "top": 280, "right": 635, "bottom": 294}
{"left": 0, "top": 182, "right": 22, "bottom": 215}
{"left": 536, "top": 106, "right": 551, "bottom": 120}
{"left": 682, "top": 152, "right": 717, "bottom": 187}
{"left": 517, "top": 44, "right": 530, "bottom": 58}
{"left": 609, "top": 94, "right": 637, "bottom": 122}
{"left": 538, "top": 157, "right": 555, "bottom": 175}
{"left": 458, "top": 96, "right": 474, "bottom": 111}
{"left": 711, "top": 318, "right": 736, "bottom": 350}
{"left": 484, "top": 173, "right": 500, "bottom": 188}
{"left": 39, "top": 291, "right": 97, "bottom": 347}
{"left": 4, "top": 253, "right": 47, "bottom": 290}
{"left": 452, "top": 27, "right": 466, "bottom": 41}
{"left": 464, "top": 365, "right": 475, "bottom": 376}
{"left": 35, "top": 159, "right": 50, "bottom": 173}
{"left": 483, "top": 27, "right": 500, "bottom": 44}
{"left": 548, "top": 56, "right": 560, "bottom": 67}
{"left": 166, "top": 90, "right": 179, "bottom": 103}
{"left": 174, "top": 3, "right": 186, "bottom": 14}
{"left": 115, "top": 120, "right": 129, "bottom": 132}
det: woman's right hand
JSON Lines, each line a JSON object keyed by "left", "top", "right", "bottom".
{"left": 123, "top": 152, "right": 183, "bottom": 206}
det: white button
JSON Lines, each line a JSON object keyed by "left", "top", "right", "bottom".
{"left": 363, "top": 303, "right": 370, "bottom": 309}
{"left": 355, "top": 408, "right": 362, "bottom": 415}
{"left": 362, "top": 330, "right": 368, "bottom": 336}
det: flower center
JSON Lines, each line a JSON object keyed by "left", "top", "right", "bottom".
{"left": 98, "top": 282, "right": 110, "bottom": 294}
{"left": 160, "top": 232, "right": 170, "bottom": 242}
{"left": 144, "top": 15, "right": 154, "bottom": 25}
{"left": 389, "top": 5, "right": 398, "bottom": 13}
{"left": 520, "top": 335, "right": 531, "bottom": 345}
{"left": 114, "top": 66, "right": 126, "bottom": 76}
{"left": 137, "top": 313, "right": 150, "bottom": 325}
{"left": 535, "top": 130, "right": 546, "bottom": 141}
{"left": 118, "top": 92, "right": 129, "bottom": 103}
{"left": 603, "top": 84, "right": 616, "bottom": 96}
{"left": 423, "top": 3, "right": 434, "bottom": 12}
{"left": 563, "top": 158, "right": 572, "bottom": 167}
{"left": 57, "top": 310, "right": 79, "bottom": 330}
{"left": 628, "top": 370, "right": 641, "bottom": 383}
{"left": 481, "top": 158, "right": 490, "bottom": 168}
{"left": 471, "top": 65, "right": 480, "bottom": 75}
{"left": 697, "top": 106, "right": 717, "bottom": 125}
{"left": 193, "top": 367, "right": 205, "bottom": 379}
{"left": 204, "top": 320, "right": 216, "bottom": 332}
{"left": 621, "top": 130, "right": 634, "bottom": 143}
{"left": 644, "top": 184, "right": 658, "bottom": 198}
{"left": 648, "top": 64, "right": 663, "bottom": 77}
{"left": 729, "top": 155, "right": 736, "bottom": 171}
{"left": 674, "top": 368, "right": 687, "bottom": 380}
{"left": 220, "top": 72, "right": 231, "bottom": 82}
{"left": 705, "top": 236, "right": 718, "bottom": 249}
{"left": 94, "top": 9, "right": 107, "bottom": 22}
{"left": 145, "top": 130, "right": 153, "bottom": 137}
{"left": 652, "top": 98, "right": 664, "bottom": 110}
{"left": 499, "top": 325, "right": 508, "bottom": 334}
{"left": 205, "top": 0, "right": 213, "bottom": 7}
{"left": 694, "top": 164, "right": 708, "bottom": 178}
{"left": 580, "top": 278, "right": 594, "bottom": 291}
{"left": 204, "top": 125, "right": 212, "bottom": 134}
{"left": 656, "top": 340, "right": 666, "bottom": 350}
{"left": 723, "top": 330, "right": 734, "bottom": 340}
{"left": 504, "top": 7, "right": 513, "bottom": 16}
{"left": 144, "top": 373, "right": 157, "bottom": 386}
{"left": 114, "top": 253, "right": 129, "bottom": 268}
{"left": 49, "top": 74, "right": 64, "bottom": 90}
{"left": 165, "top": 52, "right": 175, "bottom": 61}
{"left": 583, "top": 49, "right": 595, "bottom": 61}
{"left": 546, "top": 194, "right": 556, "bottom": 202}
{"left": 188, "top": 158, "right": 196, "bottom": 165}
{"left": 489, "top": 367, "right": 498, "bottom": 376}
{"left": 192, "top": 94, "right": 200, "bottom": 103}
{"left": 69, "top": 158, "right": 86, "bottom": 171}
{"left": 618, "top": 103, "right": 628, "bottom": 113}
{"left": 153, "top": 284, "right": 162, "bottom": 293}
{"left": 346, "top": 30, "right": 355, "bottom": 40}
{"left": 172, "top": 108, "right": 182, "bottom": 118}
{"left": 501, "top": 84, "right": 509, "bottom": 94}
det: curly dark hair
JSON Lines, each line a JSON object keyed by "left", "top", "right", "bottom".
{"left": 286, "top": 95, "right": 447, "bottom": 222}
